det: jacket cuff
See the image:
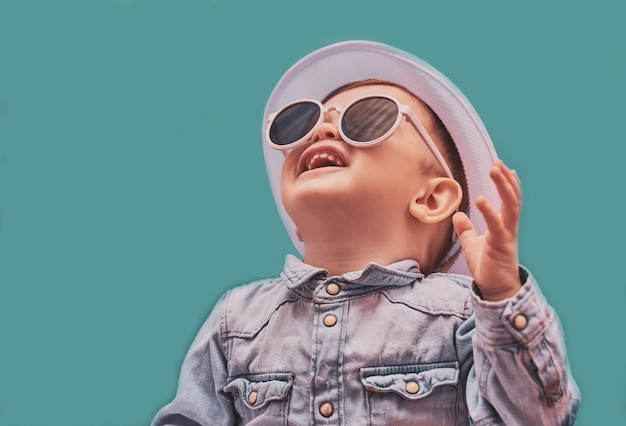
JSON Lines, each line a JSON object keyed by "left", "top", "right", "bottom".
{"left": 471, "top": 266, "right": 553, "bottom": 347}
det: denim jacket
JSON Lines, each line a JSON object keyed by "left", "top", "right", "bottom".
{"left": 153, "top": 255, "right": 579, "bottom": 425}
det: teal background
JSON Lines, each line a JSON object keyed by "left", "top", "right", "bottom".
{"left": 0, "top": 0, "right": 623, "bottom": 424}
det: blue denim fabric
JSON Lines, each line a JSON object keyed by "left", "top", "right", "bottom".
{"left": 153, "top": 255, "right": 579, "bottom": 425}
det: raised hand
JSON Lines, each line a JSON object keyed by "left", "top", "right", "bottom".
{"left": 452, "top": 160, "right": 522, "bottom": 301}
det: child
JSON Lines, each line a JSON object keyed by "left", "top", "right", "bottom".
{"left": 153, "top": 41, "right": 579, "bottom": 425}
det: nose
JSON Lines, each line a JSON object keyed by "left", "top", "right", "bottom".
{"left": 310, "top": 108, "right": 341, "bottom": 143}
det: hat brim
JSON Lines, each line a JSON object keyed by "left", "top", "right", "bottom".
{"left": 262, "top": 40, "right": 499, "bottom": 275}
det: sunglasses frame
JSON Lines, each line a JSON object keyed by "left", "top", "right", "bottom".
{"left": 265, "top": 94, "right": 454, "bottom": 179}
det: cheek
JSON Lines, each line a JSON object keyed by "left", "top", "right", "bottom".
{"left": 280, "top": 154, "right": 300, "bottom": 211}
{"left": 282, "top": 147, "right": 302, "bottom": 170}
{"left": 365, "top": 143, "right": 422, "bottom": 179}
{"left": 280, "top": 161, "right": 293, "bottom": 198}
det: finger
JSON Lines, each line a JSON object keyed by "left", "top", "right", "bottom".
{"left": 490, "top": 162, "right": 518, "bottom": 208}
{"left": 490, "top": 163, "right": 521, "bottom": 230}
{"left": 500, "top": 162, "right": 522, "bottom": 204}
{"left": 508, "top": 169, "right": 522, "bottom": 204}
{"left": 500, "top": 164, "right": 522, "bottom": 230}
{"left": 475, "top": 195, "right": 506, "bottom": 235}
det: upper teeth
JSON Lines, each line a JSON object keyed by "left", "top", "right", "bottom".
{"left": 307, "top": 152, "right": 345, "bottom": 170}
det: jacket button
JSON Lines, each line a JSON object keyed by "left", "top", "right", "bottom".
{"left": 513, "top": 314, "right": 528, "bottom": 330}
{"left": 326, "top": 283, "right": 340, "bottom": 295}
{"left": 319, "top": 402, "right": 334, "bottom": 417}
{"left": 323, "top": 314, "right": 337, "bottom": 327}
{"left": 248, "top": 391, "right": 258, "bottom": 405}
{"left": 405, "top": 381, "right": 420, "bottom": 394}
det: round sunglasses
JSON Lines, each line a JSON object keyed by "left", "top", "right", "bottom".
{"left": 265, "top": 94, "right": 453, "bottom": 178}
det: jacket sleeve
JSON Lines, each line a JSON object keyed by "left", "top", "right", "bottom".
{"left": 152, "top": 294, "right": 237, "bottom": 426}
{"left": 460, "top": 267, "right": 580, "bottom": 426}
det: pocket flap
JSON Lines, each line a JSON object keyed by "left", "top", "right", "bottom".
{"left": 224, "top": 373, "right": 294, "bottom": 409}
{"left": 360, "top": 362, "right": 459, "bottom": 400}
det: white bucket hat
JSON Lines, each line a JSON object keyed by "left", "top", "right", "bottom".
{"left": 262, "top": 40, "right": 499, "bottom": 276}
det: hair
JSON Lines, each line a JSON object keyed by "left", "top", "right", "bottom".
{"left": 322, "top": 79, "right": 469, "bottom": 271}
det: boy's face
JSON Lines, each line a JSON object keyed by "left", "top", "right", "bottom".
{"left": 280, "top": 84, "right": 439, "bottom": 233}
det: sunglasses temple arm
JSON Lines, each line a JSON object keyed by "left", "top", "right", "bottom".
{"left": 402, "top": 107, "right": 454, "bottom": 179}
{"left": 403, "top": 107, "right": 462, "bottom": 248}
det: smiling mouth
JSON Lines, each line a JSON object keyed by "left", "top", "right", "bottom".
{"left": 299, "top": 147, "right": 347, "bottom": 175}
{"left": 305, "top": 152, "right": 345, "bottom": 170}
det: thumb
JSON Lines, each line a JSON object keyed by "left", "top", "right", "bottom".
{"left": 452, "top": 212, "right": 481, "bottom": 274}
{"left": 452, "top": 212, "right": 475, "bottom": 241}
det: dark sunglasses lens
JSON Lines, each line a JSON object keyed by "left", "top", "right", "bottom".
{"left": 270, "top": 102, "right": 320, "bottom": 146}
{"left": 342, "top": 97, "right": 398, "bottom": 142}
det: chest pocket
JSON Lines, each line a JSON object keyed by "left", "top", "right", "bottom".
{"left": 360, "top": 362, "right": 465, "bottom": 426}
{"left": 224, "top": 372, "right": 293, "bottom": 424}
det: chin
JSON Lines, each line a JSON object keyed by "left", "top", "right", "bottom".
{"left": 283, "top": 182, "right": 358, "bottom": 222}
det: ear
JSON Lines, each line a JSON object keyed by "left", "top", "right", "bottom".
{"left": 409, "top": 178, "right": 463, "bottom": 224}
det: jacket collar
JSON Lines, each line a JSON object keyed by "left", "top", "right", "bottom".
{"left": 281, "top": 255, "right": 424, "bottom": 291}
